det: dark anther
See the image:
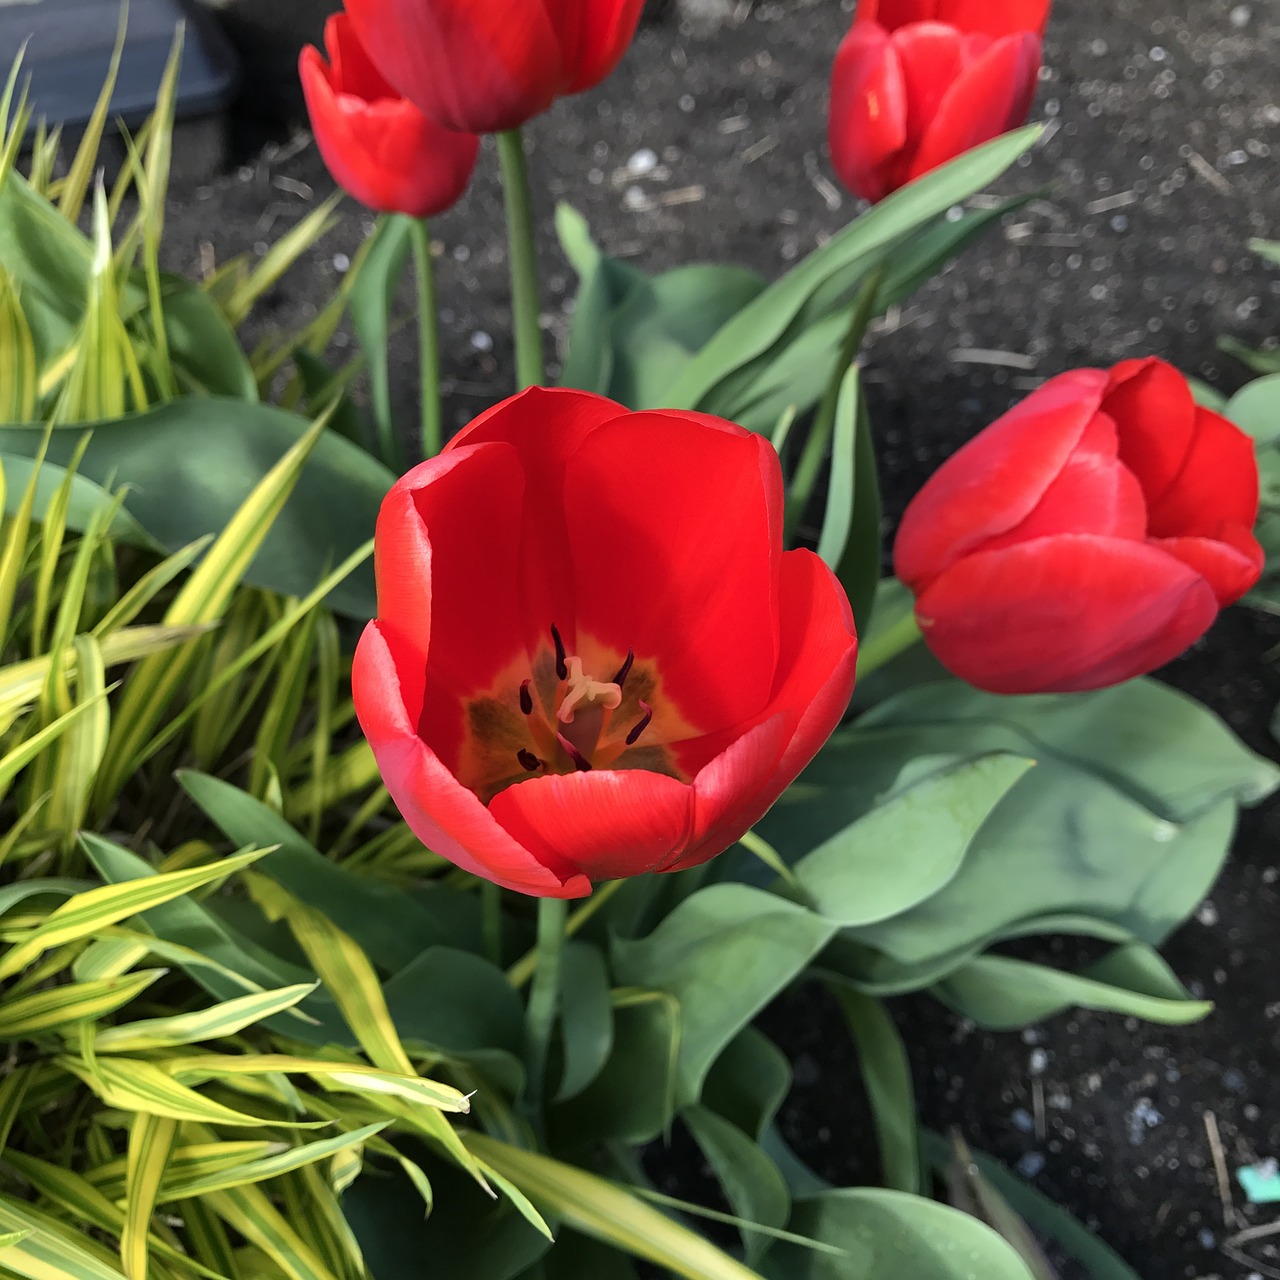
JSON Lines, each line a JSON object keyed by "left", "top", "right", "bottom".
{"left": 611, "top": 649, "right": 635, "bottom": 688}
{"left": 517, "top": 749, "right": 542, "bottom": 772}
{"left": 551, "top": 623, "right": 568, "bottom": 681}
{"left": 626, "top": 700, "right": 654, "bottom": 746}
{"left": 518, "top": 680, "right": 534, "bottom": 716}
{"left": 556, "top": 731, "right": 593, "bottom": 772}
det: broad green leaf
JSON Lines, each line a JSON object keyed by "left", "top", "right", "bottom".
{"left": 159, "top": 275, "right": 257, "bottom": 400}
{"left": 1226, "top": 371, "right": 1280, "bottom": 445}
{"left": 348, "top": 214, "right": 413, "bottom": 460}
{"left": 683, "top": 1105, "right": 789, "bottom": 1265}
{"left": 792, "top": 754, "right": 1034, "bottom": 928}
{"left": 0, "top": 397, "right": 393, "bottom": 618}
{"left": 0, "top": 847, "right": 268, "bottom": 979}
{"left": 613, "top": 885, "right": 835, "bottom": 1105}
{"left": 122, "top": 1114, "right": 176, "bottom": 1280}
{"left": 555, "top": 941, "right": 613, "bottom": 1101}
{"left": 95, "top": 983, "right": 318, "bottom": 1052}
{"left": 701, "top": 1028, "right": 791, "bottom": 1143}
{"left": 0, "top": 969, "right": 163, "bottom": 1037}
{"left": 828, "top": 986, "right": 919, "bottom": 1194}
{"left": 665, "top": 128, "right": 1040, "bottom": 413}
{"left": 465, "top": 1133, "right": 766, "bottom": 1280}
{"left": 762, "top": 1188, "right": 1036, "bottom": 1280}
{"left": 919, "top": 1132, "right": 1142, "bottom": 1280}
{"left": 815, "top": 365, "right": 859, "bottom": 571}
{"left": 933, "top": 942, "right": 1213, "bottom": 1029}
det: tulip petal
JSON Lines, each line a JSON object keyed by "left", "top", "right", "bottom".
{"left": 894, "top": 369, "right": 1110, "bottom": 589}
{"left": 323, "top": 12, "right": 397, "bottom": 100}
{"left": 487, "top": 768, "right": 693, "bottom": 882}
{"left": 451, "top": 387, "right": 629, "bottom": 659}
{"left": 937, "top": 0, "right": 1053, "bottom": 37}
{"left": 1103, "top": 356, "right": 1200, "bottom": 508}
{"left": 913, "top": 534, "right": 1220, "bottom": 694}
{"left": 860, "top": 0, "right": 938, "bottom": 29}
{"left": 354, "top": 625, "right": 592, "bottom": 897}
{"left": 893, "top": 22, "right": 966, "bottom": 145}
{"left": 343, "top": 0, "right": 562, "bottom": 133}
{"left": 1154, "top": 528, "right": 1264, "bottom": 607}
{"left": 672, "top": 550, "right": 859, "bottom": 870}
{"left": 829, "top": 23, "right": 909, "bottom": 204}
{"left": 1147, "top": 406, "right": 1261, "bottom": 538}
{"left": 563, "top": 411, "right": 783, "bottom": 734}
{"left": 979, "top": 409, "right": 1148, "bottom": 548}
{"left": 906, "top": 32, "right": 1041, "bottom": 185}
{"left": 547, "top": 0, "right": 646, "bottom": 94}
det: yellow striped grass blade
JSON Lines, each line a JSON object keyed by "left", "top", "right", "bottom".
{"left": 252, "top": 878, "right": 413, "bottom": 1076}
{"left": 463, "top": 1133, "right": 768, "bottom": 1280}
{"left": 95, "top": 983, "right": 318, "bottom": 1052}
{"left": 0, "top": 688, "right": 112, "bottom": 808}
{"left": 0, "top": 968, "right": 164, "bottom": 1037}
{"left": 164, "top": 1053, "right": 468, "bottom": 1115}
{"left": 122, "top": 1114, "right": 177, "bottom": 1280}
{"left": 85, "top": 1140, "right": 280, "bottom": 1199}
{"left": 0, "top": 1064, "right": 32, "bottom": 1151}
{"left": 0, "top": 1157, "right": 225, "bottom": 1280}
{"left": 0, "top": 846, "right": 270, "bottom": 980}
{"left": 0, "top": 268, "right": 37, "bottom": 421}
{"left": 93, "top": 413, "right": 330, "bottom": 808}
{"left": 204, "top": 1185, "right": 340, "bottom": 1280}
{"left": 0, "top": 1194, "right": 129, "bottom": 1280}
{"left": 90, "top": 540, "right": 211, "bottom": 636}
{"left": 156, "top": 1123, "right": 388, "bottom": 1203}
{"left": 57, "top": 1055, "right": 327, "bottom": 1129}
{"left": 0, "top": 428, "right": 50, "bottom": 648}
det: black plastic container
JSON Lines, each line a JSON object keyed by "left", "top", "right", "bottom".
{"left": 0, "top": 0, "right": 238, "bottom": 130}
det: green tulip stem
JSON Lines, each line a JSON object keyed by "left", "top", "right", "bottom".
{"left": 409, "top": 216, "right": 443, "bottom": 459}
{"left": 523, "top": 896, "right": 568, "bottom": 1110}
{"left": 856, "top": 606, "right": 923, "bottom": 678}
{"left": 786, "top": 264, "right": 887, "bottom": 534}
{"left": 497, "top": 127, "right": 545, "bottom": 389}
{"left": 506, "top": 879, "right": 625, "bottom": 990}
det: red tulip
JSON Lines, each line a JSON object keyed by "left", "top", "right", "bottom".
{"left": 300, "top": 14, "right": 479, "bottom": 218}
{"left": 353, "top": 388, "right": 858, "bottom": 898}
{"left": 828, "top": 0, "right": 1047, "bottom": 203}
{"left": 894, "top": 358, "right": 1264, "bottom": 695}
{"left": 341, "top": 0, "right": 646, "bottom": 135}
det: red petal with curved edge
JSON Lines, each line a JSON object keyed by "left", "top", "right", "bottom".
{"left": 1153, "top": 527, "right": 1264, "bottom": 606}
{"left": 450, "top": 387, "right": 629, "bottom": 659}
{"left": 937, "top": 0, "right": 1053, "bottom": 37}
{"left": 914, "top": 534, "right": 1220, "bottom": 694}
{"left": 829, "top": 24, "right": 908, "bottom": 204}
{"left": 323, "top": 12, "right": 397, "bottom": 100}
{"left": 892, "top": 22, "right": 966, "bottom": 145}
{"left": 905, "top": 32, "right": 1041, "bottom": 185}
{"left": 487, "top": 768, "right": 693, "bottom": 882}
{"left": 379, "top": 443, "right": 527, "bottom": 770}
{"left": 978, "top": 409, "right": 1148, "bottom": 549}
{"left": 343, "top": 0, "right": 562, "bottom": 133}
{"left": 670, "top": 549, "right": 858, "bottom": 868}
{"left": 354, "top": 624, "right": 591, "bottom": 897}
{"left": 1103, "top": 356, "right": 1199, "bottom": 509}
{"left": 1147, "top": 405, "right": 1261, "bottom": 538}
{"left": 548, "top": 0, "right": 646, "bottom": 94}
{"left": 563, "top": 410, "right": 783, "bottom": 735}
{"left": 860, "top": 0, "right": 937, "bottom": 29}
{"left": 894, "top": 369, "right": 1109, "bottom": 589}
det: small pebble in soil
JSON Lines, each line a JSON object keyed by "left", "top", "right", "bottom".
{"left": 469, "top": 331, "right": 494, "bottom": 353}
{"left": 1127, "top": 1097, "right": 1164, "bottom": 1145}
{"left": 1198, "top": 1228, "right": 1216, "bottom": 1249}
{"left": 1011, "top": 1108, "right": 1035, "bottom": 1134}
{"left": 1016, "top": 1152, "right": 1047, "bottom": 1178}
{"left": 1197, "top": 900, "right": 1220, "bottom": 927}
{"left": 1028, "top": 1048, "right": 1049, "bottom": 1075}
{"left": 626, "top": 148, "right": 659, "bottom": 176}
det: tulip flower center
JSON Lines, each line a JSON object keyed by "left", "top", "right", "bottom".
{"left": 457, "top": 626, "right": 675, "bottom": 805}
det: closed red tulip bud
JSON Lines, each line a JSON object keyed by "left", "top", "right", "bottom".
{"left": 300, "top": 14, "right": 479, "bottom": 218}
{"left": 894, "top": 358, "right": 1264, "bottom": 695}
{"left": 341, "top": 0, "right": 645, "bottom": 135}
{"left": 828, "top": 0, "right": 1049, "bottom": 203}
{"left": 353, "top": 388, "right": 858, "bottom": 898}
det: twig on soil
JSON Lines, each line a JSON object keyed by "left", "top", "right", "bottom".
{"left": 1223, "top": 1221, "right": 1280, "bottom": 1280}
{"left": 1187, "top": 149, "right": 1234, "bottom": 195}
{"left": 1032, "top": 1078, "right": 1046, "bottom": 1142}
{"left": 1204, "top": 1110, "right": 1245, "bottom": 1231}
{"left": 742, "top": 136, "right": 778, "bottom": 164}
{"left": 949, "top": 348, "right": 1039, "bottom": 370}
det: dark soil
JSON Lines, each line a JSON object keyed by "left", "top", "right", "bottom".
{"left": 144, "top": 0, "right": 1280, "bottom": 1275}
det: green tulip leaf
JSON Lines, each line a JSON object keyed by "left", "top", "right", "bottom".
{"left": 761, "top": 1188, "right": 1037, "bottom": 1280}
{"left": 1226, "top": 371, "right": 1280, "bottom": 447}
{"left": 555, "top": 942, "right": 615, "bottom": 1102}
{"left": 700, "top": 1027, "right": 791, "bottom": 1143}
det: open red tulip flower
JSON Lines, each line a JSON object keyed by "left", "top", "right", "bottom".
{"left": 352, "top": 389, "right": 859, "bottom": 898}
{"left": 300, "top": 14, "right": 480, "bottom": 218}
{"left": 828, "top": 0, "right": 1050, "bottom": 203}
{"left": 341, "top": 0, "right": 646, "bottom": 135}
{"left": 894, "top": 357, "right": 1264, "bottom": 695}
